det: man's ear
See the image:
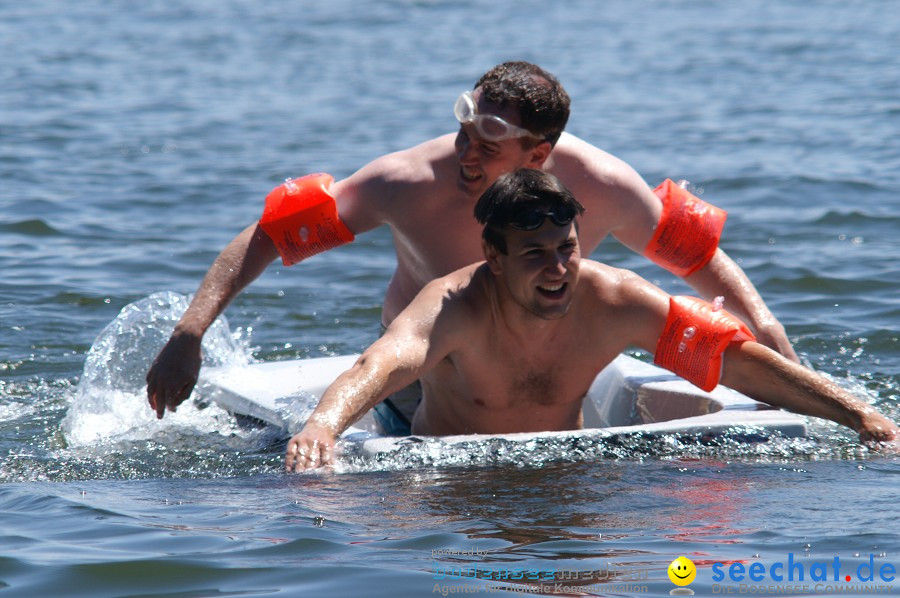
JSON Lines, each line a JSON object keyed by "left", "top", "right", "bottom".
{"left": 482, "top": 238, "right": 503, "bottom": 275}
{"left": 525, "top": 140, "right": 552, "bottom": 168}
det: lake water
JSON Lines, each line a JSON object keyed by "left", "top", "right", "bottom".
{"left": 1, "top": 1, "right": 898, "bottom": 596}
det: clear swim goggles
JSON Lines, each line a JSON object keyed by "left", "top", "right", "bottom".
{"left": 454, "top": 91, "right": 543, "bottom": 142}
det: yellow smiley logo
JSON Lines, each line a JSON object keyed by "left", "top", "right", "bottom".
{"left": 667, "top": 556, "right": 697, "bottom": 586}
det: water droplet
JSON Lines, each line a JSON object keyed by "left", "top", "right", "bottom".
{"left": 678, "top": 342, "right": 687, "bottom": 353}
{"left": 284, "top": 178, "right": 299, "bottom": 194}
{"left": 299, "top": 226, "right": 309, "bottom": 242}
{"left": 683, "top": 326, "right": 696, "bottom": 339}
{"left": 313, "top": 515, "right": 325, "bottom": 527}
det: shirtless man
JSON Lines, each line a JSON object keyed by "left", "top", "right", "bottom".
{"left": 285, "top": 169, "right": 897, "bottom": 471}
{"left": 148, "top": 61, "right": 798, "bottom": 427}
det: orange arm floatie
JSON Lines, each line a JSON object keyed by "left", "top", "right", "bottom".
{"left": 259, "top": 173, "right": 355, "bottom": 266}
{"left": 643, "top": 179, "right": 727, "bottom": 277}
{"left": 654, "top": 295, "right": 756, "bottom": 392}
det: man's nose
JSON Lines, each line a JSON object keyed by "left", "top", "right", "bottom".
{"left": 457, "top": 131, "right": 478, "bottom": 163}
{"left": 544, "top": 253, "right": 567, "bottom": 276}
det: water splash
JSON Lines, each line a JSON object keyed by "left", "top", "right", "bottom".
{"left": 61, "top": 292, "right": 252, "bottom": 447}
{"left": 332, "top": 426, "right": 870, "bottom": 474}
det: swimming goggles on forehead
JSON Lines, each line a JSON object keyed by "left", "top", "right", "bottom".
{"left": 506, "top": 206, "right": 577, "bottom": 231}
{"left": 454, "top": 91, "right": 543, "bottom": 142}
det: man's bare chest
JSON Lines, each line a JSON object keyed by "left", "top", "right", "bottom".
{"left": 451, "top": 343, "right": 602, "bottom": 410}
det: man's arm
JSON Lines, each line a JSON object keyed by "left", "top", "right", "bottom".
{"left": 720, "top": 342, "right": 897, "bottom": 442}
{"left": 146, "top": 222, "right": 278, "bottom": 418}
{"left": 283, "top": 341, "right": 425, "bottom": 472}
{"left": 595, "top": 160, "right": 798, "bottom": 361}
{"left": 146, "top": 167, "right": 388, "bottom": 419}
{"left": 615, "top": 269, "right": 896, "bottom": 442}
{"left": 285, "top": 276, "right": 464, "bottom": 472}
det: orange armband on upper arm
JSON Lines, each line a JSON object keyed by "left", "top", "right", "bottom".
{"left": 258, "top": 173, "right": 355, "bottom": 266}
{"left": 654, "top": 295, "right": 756, "bottom": 392}
{"left": 643, "top": 179, "right": 727, "bottom": 277}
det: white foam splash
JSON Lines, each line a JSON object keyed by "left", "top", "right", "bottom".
{"left": 62, "top": 292, "right": 252, "bottom": 447}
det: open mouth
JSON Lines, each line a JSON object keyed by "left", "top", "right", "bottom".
{"left": 460, "top": 167, "right": 482, "bottom": 183}
{"left": 536, "top": 282, "right": 567, "bottom": 300}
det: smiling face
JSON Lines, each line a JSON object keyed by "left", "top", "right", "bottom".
{"left": 454, "top": 89, "right": 550, "bottom": 197}
{"left": 667, "top": 556, "right": 697, "bottom": 586}
{"left": 484, "top": 220, "right": 581, "bottom": 321}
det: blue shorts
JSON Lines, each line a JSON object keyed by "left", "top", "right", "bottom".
{"left": 372, "top": 379, "right": 421, "bottom": 436}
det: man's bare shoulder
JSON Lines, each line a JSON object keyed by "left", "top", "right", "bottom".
{"left": 577, "top": 260, "right": 667, "bottom": 307}
{"left": 547, "top": 134, "right": 661, "bottom": 251}
{"left": 348, "top": 134, "right": 456, "bottom": 187}
{"left": 547, "top": 133, "right": 641, "bottom": 188}
{"left": 330, "top": 134, "right": 457, "bottom": 230}
{"left": 392, "top": 262, "right": 488, "bottom": 338}
{"left": 418, "top": 262, "right": 490, "bottom": 310}
{"left": 575, "top": 260, "right": 669, "bottom": 352}
{"left": 549, "top": 134, "right": 655, "bottom": 212}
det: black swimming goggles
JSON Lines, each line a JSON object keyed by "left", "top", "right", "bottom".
{"left": 506, "top": 206, "right": 577, "bottom": 231}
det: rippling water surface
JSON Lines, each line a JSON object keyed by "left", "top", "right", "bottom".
{"left": 2, "top": 1, "right": 899, "bottom": 596}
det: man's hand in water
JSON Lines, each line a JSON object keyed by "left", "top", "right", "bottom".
{"left": 146, "top": 332, "right": 202, "bottom": 419}
{"left": 857, "top": 410, "right": 900, "bottom": 444}
{"left": 286, "top": 421, "right": 337, "bottom": 472}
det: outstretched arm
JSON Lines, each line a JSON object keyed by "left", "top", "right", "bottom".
{"left": 617, "top": 271, "right": 896, "bottom": 442}
{"left": 146, "top": 167, "right": 386, "bottom": 419}
{"left": 285, "top": 278, "right": 462, "bottom": 472}
{"left": 720, "top": 341, "right": 897, "bottom": 442}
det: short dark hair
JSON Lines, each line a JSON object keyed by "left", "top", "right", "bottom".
{"left": 474, "top": 169, "right": 585, "bottom": 254}
{"left": 475, "top": 61, "right": 570, "bottom": 147}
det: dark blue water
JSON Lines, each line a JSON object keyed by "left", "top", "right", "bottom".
{"left": 2, "top": 1, "right": 898, "bottom": 596}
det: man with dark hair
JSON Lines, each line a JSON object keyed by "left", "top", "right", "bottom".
{"left": 474, "top": 162, "right": 585, "bottom": 254}
{"left": 148, "top": 61, "right": 798, "bottom": 433}
{"left": 474, "top": 61, "right": 571, "bottom": 146}
{"left": 285, "top": 170, "right": 897, "bottom": 472}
